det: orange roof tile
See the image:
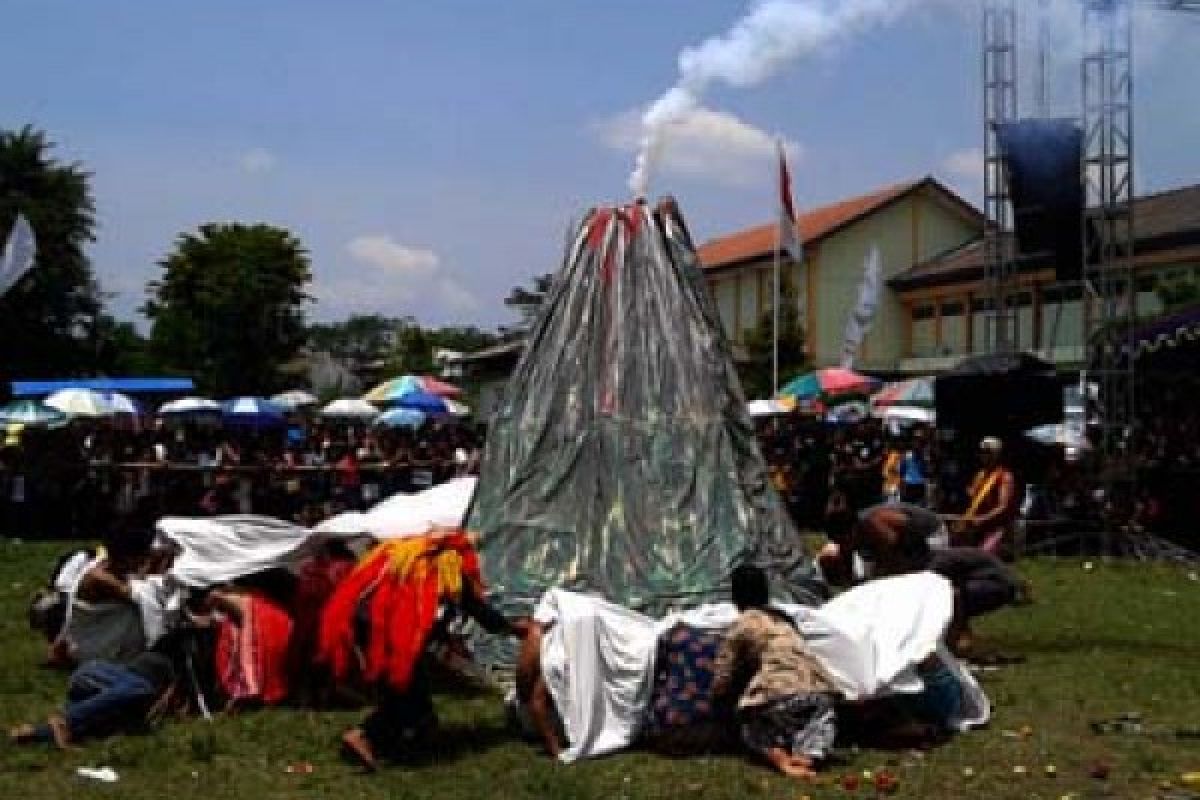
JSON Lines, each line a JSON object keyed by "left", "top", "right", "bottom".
{"left": 697, "top": 180, "right": 923, "bottom": 270}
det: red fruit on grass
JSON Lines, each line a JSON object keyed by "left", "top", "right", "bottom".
{"left": 841, "top": 773, "right": 860, "bottom": 791}
{"left": 1090, "top": 761, "right": 1111, "bottom": 780}
{"left": 874, "top": 769, "right": 900, "bottom": 793}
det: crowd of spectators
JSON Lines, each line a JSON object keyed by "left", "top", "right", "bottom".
{"left": 0, "top": 417, "right": 484, "bottom": 538}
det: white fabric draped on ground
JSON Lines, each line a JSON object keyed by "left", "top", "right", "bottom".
{"left": 156, "top": 477, "right": 479, "bottom": 588}
{"left": 533, "top": 572, "right": 990, "bottom": 763}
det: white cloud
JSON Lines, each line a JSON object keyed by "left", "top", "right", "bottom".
{"left": 346, "top": 235, "right": 439, "bottom": 277}
{"left": 437, "top": 278, "right": 480, "bottom": 312}
{"left": 939, "top": 147, "right": 984, "bottom": 204}
{"left": 595, "top": 105, "right": 803, "bottom": 187}
{"left": 942, "top": 147, "right": 983, "bottom": 182}
{"left": 239, "top": 147, "right": 278, "bottom": 174}
{"left": 310, "top": 234, "right": 477, "bottom": 319}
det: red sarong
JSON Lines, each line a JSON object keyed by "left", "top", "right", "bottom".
{"left": 216, "top": 591, "right": 294, "bottom": 706}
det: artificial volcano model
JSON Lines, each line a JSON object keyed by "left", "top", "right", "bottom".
{"left": 467, "top": 199, "right": 824, "bottom": 614}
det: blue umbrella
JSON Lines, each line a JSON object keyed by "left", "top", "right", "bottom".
{"left": 0, "top": 399, "right": 68, "bottom": 427}
{"left": 374, "top": 408, "right": 428, "bottom": 429}
{"left": 394, "top": 390, "right": 450, "bottom": 413}
{"left": 221, "top": 396, "right": 285, "bottom": 426}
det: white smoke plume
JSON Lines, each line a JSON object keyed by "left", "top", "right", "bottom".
{"left": 628, "top": 0, "right": 917, "bottom": 197}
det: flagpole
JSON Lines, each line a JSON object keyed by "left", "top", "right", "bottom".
{"left": 772, "top": 213, "right": 781, "bottom": 396}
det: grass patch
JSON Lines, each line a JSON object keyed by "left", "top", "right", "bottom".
{"left": 1, "top": 539, "right": 1199, "bottom": 798}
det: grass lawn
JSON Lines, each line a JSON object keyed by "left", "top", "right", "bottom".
{"left": 2, "top": 539, "right": 1200, "bottom": 799}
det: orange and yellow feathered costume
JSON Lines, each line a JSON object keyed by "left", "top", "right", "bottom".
{"left": 317, "top": 532, "right": 483, "bottom": 692}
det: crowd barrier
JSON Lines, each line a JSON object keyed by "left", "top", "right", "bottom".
{"left": 0, "top": 460, "right": 469, "bottom": 539}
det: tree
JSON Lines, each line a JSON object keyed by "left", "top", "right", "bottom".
{"left": 90, "top": 314, "right": 158, "bottom": 376}
{"left": 145, "top": 223, "right": 311, "bottom": 396}
{"left": 739, "top": 270, "right": 809, "bottom": 400}
{"left": 501, "top": 272, "right": 554, "bottom": 338}
{"left": 1155, "top": 272, "right": 1200, "bottom": 315}
{"left": 307, "top": 314, "right": 406, "bottom": 364}
{"left": 0, "top": 126, "right": 103, "bottom": 388}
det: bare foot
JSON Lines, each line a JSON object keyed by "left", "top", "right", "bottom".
{"left": 341, "top": 727, "right": 378, "bottom": 772}
{"left": 8, "top": 724, "right": 38, "bottom": 744}
{"left": 46, "top": 715, "right": 71, "bottom": 749}
{"left": 777, "top": 759, "right": 817, "bottom": 780}
{"left": 766, "top": 748, "right": 815, "bottom": 780}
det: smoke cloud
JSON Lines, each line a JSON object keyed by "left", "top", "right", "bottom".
{"left": 628, "top": 0, "right": 916, "bottom": 197}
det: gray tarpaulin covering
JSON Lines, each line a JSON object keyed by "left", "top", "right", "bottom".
{"left": 467, "top": 199, "right": 824, "bottom": 617}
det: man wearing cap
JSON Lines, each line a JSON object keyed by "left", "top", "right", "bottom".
{"left": 955, "top": 437, "right": 1018, "bottom": 556}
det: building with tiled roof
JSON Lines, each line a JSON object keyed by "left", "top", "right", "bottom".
{"left": 889, "top": 183, "right": 1200, "bottom": 372}
{"left": 698, "top": 176, "right": 983, "bottom": 372}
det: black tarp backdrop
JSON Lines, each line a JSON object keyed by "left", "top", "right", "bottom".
{"left": 935, "top": 352, "right": 1063, "bottom": 509}
{"left": 996, "top": 118, "right": 1084, "bottom": 282}
{"left": 467, "top": 199, "right": 824, "bottom": 618}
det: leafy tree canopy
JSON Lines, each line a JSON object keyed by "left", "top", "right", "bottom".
{"left": 144, "top": 222, "right": 311, "bottom": 396}
{"left": 739, "top": 269, "right": 809, "bottom": 400}
{"left": 0, "top": 126, "right": 103, "bottom": 388}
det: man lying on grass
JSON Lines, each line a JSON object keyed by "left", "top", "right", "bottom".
{"left": 9, "top": 635, "right": 183, "bottom": 748}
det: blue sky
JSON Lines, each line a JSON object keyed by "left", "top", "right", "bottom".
{"left": 3, "top": 1, "right": 1198, "bottom": 329}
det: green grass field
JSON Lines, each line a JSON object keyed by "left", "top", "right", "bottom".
{"left": 2, "top": 538, "right": 1199, "bottom": 799}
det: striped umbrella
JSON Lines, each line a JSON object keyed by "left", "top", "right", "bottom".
{"left": 393, "top": 390, "right": 450, "bottom": 414}
{"left": 420, "top": 376, "right": 462, "bottom": 397}
{"left": 0, "top": 399, "right": 68, "bottom": 427}
{"left": 362, "top": 376, "right": 422, "bottom": 405}
{"left": 872, "top": 377, "right": 934, "bottom": 409}
{"left": 778, "top": 368, "right": 880, "bottom": 404}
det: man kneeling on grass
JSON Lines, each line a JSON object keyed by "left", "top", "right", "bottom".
{"left": 9, "top": 645, "right": 178, "bottom": 748}
{"left": 710, "top": 565, "right": 839, "bottom": 781}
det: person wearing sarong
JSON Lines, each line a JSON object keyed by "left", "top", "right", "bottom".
{"left": 711, "top": 565, "right": 838, "bottom": 781}
{"left": 210, "top": 587, "right": 294, "bottom": 709}
{"left": 319, "top": 531, "right": 528, "bottom": 770}
{"left": 953, "top": 436, "right": 1018, "bottom": 556}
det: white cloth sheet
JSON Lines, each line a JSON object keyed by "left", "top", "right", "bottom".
{"left": 158, "top": 478, "right": 479, "bottom": 588}
{"left": 316, "top": 476, "right": 477, "bottom": 538}
{"left": 157, "top": 515, "right": 320, "bottom": 588}
{"left": 533, "top": 572, "right": 990, "bottom": 763}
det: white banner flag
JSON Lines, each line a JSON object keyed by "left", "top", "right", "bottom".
{"left": 0, "top": 213, "right": 37, "bottom": 298}
{"left": 840, "top": 245, "right": 882, "bottom": 368}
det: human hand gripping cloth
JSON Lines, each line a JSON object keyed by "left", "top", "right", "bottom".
{"left": 317, "top": 532, "right": 482, "bottom": 692}
{"left": 467, "top": 199, "right": 824, "bottom": 621}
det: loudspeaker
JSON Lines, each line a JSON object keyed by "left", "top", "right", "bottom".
{"left": 996, "top": 118, "right": 1084, "bottom": 282}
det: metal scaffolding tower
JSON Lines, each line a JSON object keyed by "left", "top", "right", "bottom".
{"left": 982, "top": 0, "right": 1019, "bottom": 354}
{"left": 1081, "top": 0, "right": 1137, "bottom": 549}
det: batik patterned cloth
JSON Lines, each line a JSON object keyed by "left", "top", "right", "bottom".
{"left": 644, "top": 623, "right": 725, "bottom": 733}
{"left": 739, "top": 692, "right": 837, "bottom": 761}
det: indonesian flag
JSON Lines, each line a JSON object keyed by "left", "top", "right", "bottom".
{"left": 778, "top": 141, "right": 803, "bottom": 265}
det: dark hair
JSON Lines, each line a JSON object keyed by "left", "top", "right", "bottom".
{"left": 731, "top": 564, "right": 769, "bottom": 611}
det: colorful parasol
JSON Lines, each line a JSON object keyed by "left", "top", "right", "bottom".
{"left": 871, "top": 377, "right": 934, "bottom": 409}
{"left": 777, "top": 367, "right": 880, "bottom": 404}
